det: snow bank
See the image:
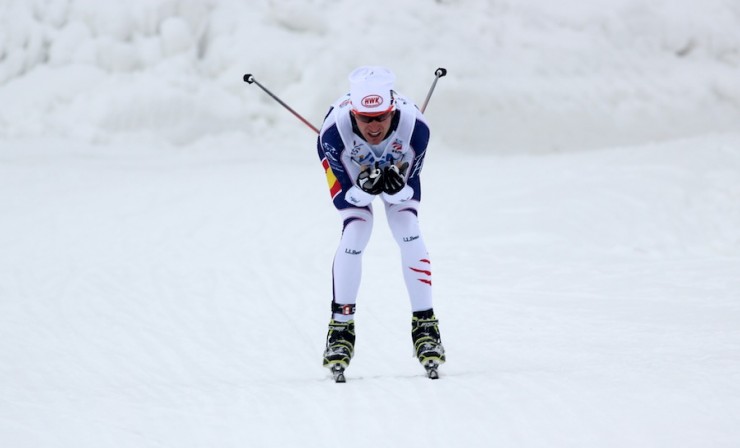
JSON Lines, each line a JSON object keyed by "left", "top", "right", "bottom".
{"left": 1, "top": 0, "right": 739, "bottom": 152}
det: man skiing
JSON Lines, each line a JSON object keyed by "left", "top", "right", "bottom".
{"left": 316, "top": 66, "right": 445, "bottom": 381}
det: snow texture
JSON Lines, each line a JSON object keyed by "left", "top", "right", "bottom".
{"left": 1, "top": 1, "right": 740, "bottom": 447}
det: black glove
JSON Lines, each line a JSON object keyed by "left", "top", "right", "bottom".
{"left": 383, "top": 162, "right": 409, "bottom": 195}
{"left": 357, "top": 162, "right": 384, "bottom": 195}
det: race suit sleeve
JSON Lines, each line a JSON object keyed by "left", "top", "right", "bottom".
{"left": 317, "top": 122, "right": 373, "bottom": 208}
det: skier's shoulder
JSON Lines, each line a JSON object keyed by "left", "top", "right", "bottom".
{"left": 393, "top": 92, "right": 429, "bottom": 129}
{"left": 320, "top": 93, "right": 351, "bottom": 135}
{"left": 391, "top": 92, "right": 429, "bottom": 145}
{"left": 331, "top": 93, "right": 352, "bottom": 111}
{"left": 325, "top": 93, "right": 352, "bottom": 123}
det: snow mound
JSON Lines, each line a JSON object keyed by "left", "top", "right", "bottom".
{"left": 1, "top": 0, "right": 739, "bottom": 151}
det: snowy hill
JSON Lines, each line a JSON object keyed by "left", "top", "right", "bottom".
{"left": 2, "top": 1, "right": 740, "bottom": 447}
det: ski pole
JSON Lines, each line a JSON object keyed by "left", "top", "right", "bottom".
{"left": 420, "top": 68, "right": 447, "bottom": 113}
{"left": 243, "top": 73, "right": 320, "bottom": 134}
{"left": 243, "top": 68, "right": 447, "bottom": 132}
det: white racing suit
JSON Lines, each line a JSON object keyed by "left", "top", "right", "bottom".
{"left": 316, "top": 92, "right": 434, "bottom": 319}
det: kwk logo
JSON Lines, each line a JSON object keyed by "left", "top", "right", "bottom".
{"left": 361, "top": 95, "right": 383, "bottom": 108}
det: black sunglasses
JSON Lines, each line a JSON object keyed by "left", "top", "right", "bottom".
{"left": 353, "top": 109, "right": 394, "bottom": 124}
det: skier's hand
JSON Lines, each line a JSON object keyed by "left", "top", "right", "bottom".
{"left": 383, "top": 162, "right": 409, "bottom": 195}
{"left": 357, "top": 162, "right": 384, "bottom": 195}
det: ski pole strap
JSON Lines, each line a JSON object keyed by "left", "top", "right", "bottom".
{"left": 332, "top": 303, "right": 357, "bottom": 315}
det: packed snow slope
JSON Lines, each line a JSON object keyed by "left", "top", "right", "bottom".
{"left": 2, "top": 1, "right": 740, "bottom": 447}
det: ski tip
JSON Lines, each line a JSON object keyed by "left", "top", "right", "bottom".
{"left": 329, "top": 363, "right": 347, "bottom": 383}
{"left": 423, "top": 360, "right": 440, "bottom": 379}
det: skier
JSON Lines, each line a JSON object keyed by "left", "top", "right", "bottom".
{"left": 316, "top": 66, "right": 445, "bottom": 381}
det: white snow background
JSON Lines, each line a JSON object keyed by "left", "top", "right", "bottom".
{"left": 2, "top": 0, "right": 740, "bottom": 447}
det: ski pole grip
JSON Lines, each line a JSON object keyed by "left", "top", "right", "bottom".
{"left": 243, "top": 74, "right": 255, "bottom": 84}
{"left": 435, "top": 68, "right": 447, "bottom": 78}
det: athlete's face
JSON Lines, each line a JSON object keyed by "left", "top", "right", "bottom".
{"left": 353, "top": 109, "right": 395, "bottom": 145}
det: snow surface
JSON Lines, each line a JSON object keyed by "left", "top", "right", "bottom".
{"left": 2, "top": 0, "right": 740, "bottom": 447}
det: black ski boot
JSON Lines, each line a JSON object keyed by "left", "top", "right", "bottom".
{"left": 322, "top": 320, "right": 355, "bottom": 382}
{"left": 412, "top": 309, "right": 445, "bottom": 379}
